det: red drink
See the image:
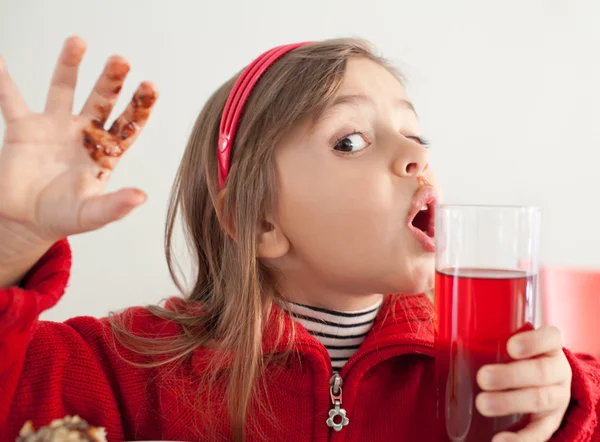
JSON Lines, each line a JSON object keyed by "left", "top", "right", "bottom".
{"left": 434, "top": 268, "right": 536, "bottom": 441}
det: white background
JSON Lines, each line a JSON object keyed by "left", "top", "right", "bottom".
{"left": 0, "top": 0, "right": 598, "bottom": 321}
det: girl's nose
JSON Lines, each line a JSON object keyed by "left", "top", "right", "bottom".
{"left": 392, "top": 140, "right": 429, "bottom": 177}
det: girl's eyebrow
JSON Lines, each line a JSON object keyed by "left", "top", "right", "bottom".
{"left": 331, "top": 94, "right": 416, "bottom": 113}
{"left": 319, "top": 94, "right": 418, "bottom": 122}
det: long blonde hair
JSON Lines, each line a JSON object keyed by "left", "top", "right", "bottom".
{"left": 109, "top": 38, "right": 404, "bottom": 441}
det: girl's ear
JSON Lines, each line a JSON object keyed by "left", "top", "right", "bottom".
{"left": 216, "top": 188, "right": 289, "bottom": 258}
{"left": 257, "top": 215, "right": 290, "bottom": 259}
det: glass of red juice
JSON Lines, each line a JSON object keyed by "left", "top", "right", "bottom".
{"left": 434, "top": 205, "right": 540, "bottom": 442}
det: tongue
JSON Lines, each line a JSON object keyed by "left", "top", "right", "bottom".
{"left": 412, "top": 210, "right": 429, "bottom": 234}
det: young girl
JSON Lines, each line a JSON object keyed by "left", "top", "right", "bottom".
{"left": 0, "top": 36, "right": 597, "bottom": 442}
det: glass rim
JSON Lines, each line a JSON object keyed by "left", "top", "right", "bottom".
{"left": 435, "top": 204, "right": 540, "bottom": 211}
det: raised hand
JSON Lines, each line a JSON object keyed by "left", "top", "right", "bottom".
{"left": 0, "top": 36, "right": 158, "bottom": 285}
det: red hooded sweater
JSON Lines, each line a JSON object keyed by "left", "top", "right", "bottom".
{"left": 1, "top": 239, "right": 600, "bottom": 441}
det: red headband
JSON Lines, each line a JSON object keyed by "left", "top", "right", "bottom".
{"left": 217, "top": 42, "right": 309, "bottom": 188}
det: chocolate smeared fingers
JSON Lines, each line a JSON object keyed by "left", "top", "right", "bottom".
{"left": 81, "top": 81, "right": 158, "bottom": 170}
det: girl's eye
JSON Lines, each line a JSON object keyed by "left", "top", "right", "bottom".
{"left": 406, "top": 135, "right": 430, "bottom": 147}
{"left": 333, "top": 132, "right": 371, "bottom": 153}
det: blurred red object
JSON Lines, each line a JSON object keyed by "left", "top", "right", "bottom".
{"left": 540, "top": 266, "right": 600, "bottom": 357}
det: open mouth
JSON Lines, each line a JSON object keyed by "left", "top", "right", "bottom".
{"left": 411, "top": 204, "right": 434, "bottom": 237}
{"left": 407, "top": 186, "right": 437, "bottom": 252}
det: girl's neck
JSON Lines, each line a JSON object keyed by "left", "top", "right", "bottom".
{"left": 284, "top": 292, "right": 384, "bottom": 312}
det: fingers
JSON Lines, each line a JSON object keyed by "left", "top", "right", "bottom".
{"left": 492, "top": 414, "right": 564, "bottom": 442}
{"left": 507, "top": 326, "right": 563, "bottom": 359}
{"left": 107, "top": 81, "right": 158, "bottom": 151}
{"left": 478, "top": 355, "right": 571, "bottom": 391}
{"left": 0, "top": 54, "right": 29, "bottom": 122}
{"left": 79, "top": 188, "right": 147, "bottom": 231}
{"left": 45, "top": 36, "right": 87, "bottom": 113}
{"left": 80, "top": 82, "right": 158, "bottom": 170}
{"left": 80, "top": 55, "right": 130, "bottom": 125}
{"left": 476, "top": 384, "right": 569, "bottom": 417}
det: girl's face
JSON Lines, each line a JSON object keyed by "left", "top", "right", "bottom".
{"left": 266, "top": 57, "right": 439, "bottom": 308}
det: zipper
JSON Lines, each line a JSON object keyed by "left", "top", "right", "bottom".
{"left": 325, "top": 372, "right": 349, "bottom": 432}
{"left": 326, "top": 340, "right": 435, "bottom": 440}
{"left": 301, "top": 322, "right": 434, "bottom": 438}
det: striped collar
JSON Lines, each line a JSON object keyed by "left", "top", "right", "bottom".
{"left": 287, "top": 297, "right": 384, "bottom": 371}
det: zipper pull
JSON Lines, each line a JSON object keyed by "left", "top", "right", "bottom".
{"left": 326, "top": 373, "right": 349, "bottom": 432}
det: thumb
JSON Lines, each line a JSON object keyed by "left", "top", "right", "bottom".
{"left": 79, "top": 188, "right": 147, "bottom": 232}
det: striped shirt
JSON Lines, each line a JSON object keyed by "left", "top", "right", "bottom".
{"left": 288, "top": 297, "right": 384, "bottom": 371}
